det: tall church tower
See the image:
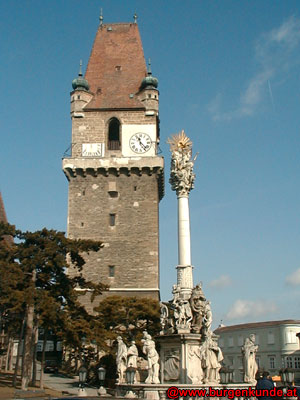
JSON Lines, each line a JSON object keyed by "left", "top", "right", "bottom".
{"left": 63, "top": 20, "right": 164, "bottom": 310}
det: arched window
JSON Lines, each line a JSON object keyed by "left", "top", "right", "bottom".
{"left": 108, "top": 118, "right": 120, "bottom": 150}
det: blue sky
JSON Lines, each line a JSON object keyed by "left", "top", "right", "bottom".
{"left": 1, "top": 1, "right": 300, "bottom": 329}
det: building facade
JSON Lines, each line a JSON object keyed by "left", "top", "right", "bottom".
{"left": 62, "top": 21, "right": 164, "bottom": 310}
{"left": 215, "top": 320, "right": 300, "bottom": 383}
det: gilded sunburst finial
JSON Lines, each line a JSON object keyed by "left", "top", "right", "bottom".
{"left": 167, "top": 130, "right": 192, "bottom": 152}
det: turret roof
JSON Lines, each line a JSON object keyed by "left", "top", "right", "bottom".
{"left": 84, "top": 23, "right": 147, "bottom": 110}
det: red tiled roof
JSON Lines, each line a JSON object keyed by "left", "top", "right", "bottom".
{"left": 215, "top": 320, "right": 300, "bottom": 333}
{"left": 0, "top": 192, "right": 8, "bottom": 223}
{"left": 84, "top": 23, "right": 147, "bottom": 110}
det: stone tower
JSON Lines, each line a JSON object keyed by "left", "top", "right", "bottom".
{"left": 62, "top": 21, "right": 164, "bottom": 310}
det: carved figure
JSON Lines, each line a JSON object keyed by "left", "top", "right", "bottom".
{"left": 202, "top": 300, "right": 212, "bottom": 338}
{"left": 116, "top": 336, "right": 127, "bottom": 383}
{"left": 190, "top": 284, "right": 206, "bottom": 333}
{"left": 187, "top": 346, "right": 204, "bottom": 384}
{"left": 160, "top": 303, "right": 174, "bottom": 334}
{"left": 164, "top": 349, "right": 180, "bottom": 381}
{"left": 142, "top": 332, "right": 160, "bottom": 384}
{"left": 127, "top": 341, "right": 138, "bottom": 368}
{"left": 168, "top": 130, "right": 195, "bottom": 197}
{"left": 174, "top": 299, "right": 193, "bottom": 330}
{"left": 242, "top": 334, "right": 258, "bottom": 384}
{"left": 171, "top": 284, "right": 181, "bottom": 305}
{"left": 201, "top": 332, "right": 223, "bottom": 384}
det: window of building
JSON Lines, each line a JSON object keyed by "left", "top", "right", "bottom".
{"left": 227, "top": 356, "right": 234, "bottom": 366}
{"left": 108, "top": 191, "right": 118, "bottom": 198}
{"left": 228, "top": 337, "right": 234, "bottom": 347}
{"left": 255, "top": 335, "right": 260, "bottom": 345}
{"left": 286, "top": 330, "right": 297, "bottom": 344}
{"left": 269, "top": 356, "right": 276, "bottom": 369}
{"left": 45, "top": 341, "right": 54, "bottom": 352}
{"left": 109, "top": 213, "right": 116, "bottom": 226}
{"left": 294, "top": 357, "right": 300, "bottom": 369}
{"left": 109, "top": 265, "right": 115, "bottom": 277}
{"left": 256, "top": 357, "right": 261, "bottom": 367}
{"left": 218, "top": 338, "right": 224, "bottom": 347}
{"left": 37, "top": 341, "right": 43, "bottom": 352}
{"left": 286, "top": 356, "right": 293, "bottom": 368}
{"left": 108, "top": 118, "right": 120, "bottom": 150}
{"left": 268, "top": 332, "right": 275, "bottom": 344}
{"left": 238, "top": 335, "right": 243, "bottom": 346}
{"left": 57, "top": 342, "right": 62, "bottom": 351}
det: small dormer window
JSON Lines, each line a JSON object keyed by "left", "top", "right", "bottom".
{"left": 108, "top": 118, "right": 121, "bottom": 150}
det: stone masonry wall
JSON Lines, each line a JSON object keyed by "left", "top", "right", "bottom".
{"left": 67, "top": 169, "right": 160, "bottom": 305}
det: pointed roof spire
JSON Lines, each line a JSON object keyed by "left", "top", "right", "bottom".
{"left": 147, "top": 58, "right": 152, "bottom": 75}
{"left": 85, "top": 23, "right": 147, "bottom": 109}
{"left": 99, "top": 8, "right": 103, "bottom": 26}
{"left": 140, "top": 58, "right": 158, "bottom": 89}
{"left": 72, "top": 60, "right": 90, "bottom": 91}
{"left": 0, "top": 192, "right": 8, "bottom": 223}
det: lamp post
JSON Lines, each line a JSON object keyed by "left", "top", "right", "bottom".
{"left": 124, "top": 366, "right": 137, "bottom": 398}
{"left": 97, "top": 366, "right": 107, "bottom": 396}
{"left": 78, "top": 365, "right": 88, "bottom": 397}
{"left": 285, "top": 368, "right": 295, "bottom": 386}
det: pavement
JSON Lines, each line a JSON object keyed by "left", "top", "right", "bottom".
{"left": 40, "top": 369, "right": 100, "bottom": 397}
{"left": 0, "top": 369, "right": 102, "bottom": 399}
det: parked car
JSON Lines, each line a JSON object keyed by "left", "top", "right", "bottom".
{"left": 43, "top": 359, "right": 59, "bottom": 373}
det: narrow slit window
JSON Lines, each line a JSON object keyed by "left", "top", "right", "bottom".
{"left": 109, "top": 265, "right": 115, "bottom": 277}
{"left": 108, "top": 118, "right": 120, "bottom": 150}
{"left": 109, "top": 213, "right": 116, "bottom": 226}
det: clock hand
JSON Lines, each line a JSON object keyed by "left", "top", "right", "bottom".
{"left": 137, "top": 137, "right": 147, "bottom": 151}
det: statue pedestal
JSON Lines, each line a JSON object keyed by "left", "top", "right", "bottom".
{"left": 157, "top": 333, "right": 203, "bottom": 384}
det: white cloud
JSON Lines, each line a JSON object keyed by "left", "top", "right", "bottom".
{"left": 226, "top": 299, "right": 277, "bottom": 320}
{"left": 209, "top": 16, "right": 300, "bottom": 121}
{"left": 286, "top": 268, "right": 300, "bottom": 286}
{"left": 208, "top": 274, "right": 232, "bottom": 289}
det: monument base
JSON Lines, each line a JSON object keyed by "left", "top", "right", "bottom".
{"left": 157, "top": 333, "right": 203, "bottom": 384}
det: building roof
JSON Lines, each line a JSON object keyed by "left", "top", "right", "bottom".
{"left": 84, "top": 23, "right": 147, "bottom": 110}
{"left": 215, "top": 320, "right": 300, "bottom": 333}
{"left": 0, "top": 192, "right": 8, "bottom": 223}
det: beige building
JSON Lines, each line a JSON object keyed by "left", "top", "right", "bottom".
{"left": 62, "top": 20, "right": 164, "bottom": 311}
{"left": 215, "top": 320, "right": 300, "bottom": 383}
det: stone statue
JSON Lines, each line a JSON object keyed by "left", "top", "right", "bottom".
{"left": 163, "top": 349, "right": 180, "bottom": 381}
{"left": 190, "top": 283, "right": 206, "bottom": 333}
{"left": 201, "top": 332, "right": 223, "bottom": 384}
{"left": 127, "top": 340, "right": 138, "bottom": 383}
{"left": 202, "top": 300, "right": 212, "bottom": 338}
{"left": 242, "top": 334, "right": 258, "bottom": 384}
{"left": 160, "top": 302, "right": 174, "bottom": 335}
{"left": 187, "top": 345, "right": 204, "bottom": 384}
{"left": 116, "top": 336, "right": 127, "bottom": 384}
{"left": 174, "top": 299, "right": 193, "bottom": 331}
{"left": 167, "top": 130, "right": 195, "bottom": 197}
{"left": 142, "top": 331, "right": 160, "bottom": 384}
{"left": 127, "top": 340, "right": 138, "bottom": 368}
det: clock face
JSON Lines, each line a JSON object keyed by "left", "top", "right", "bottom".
{"left": 82, "top": 143, "right": 104, "bottom": 157}
{"left": 129, "top": 133, "right": 152, "bottom": 154}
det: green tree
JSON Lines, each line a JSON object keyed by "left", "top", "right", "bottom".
{"left": 95, "top": 295, "right": 161, "bottom": 345}
{"left": 0, "top": 222, "right": 106, "bottom": 390}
